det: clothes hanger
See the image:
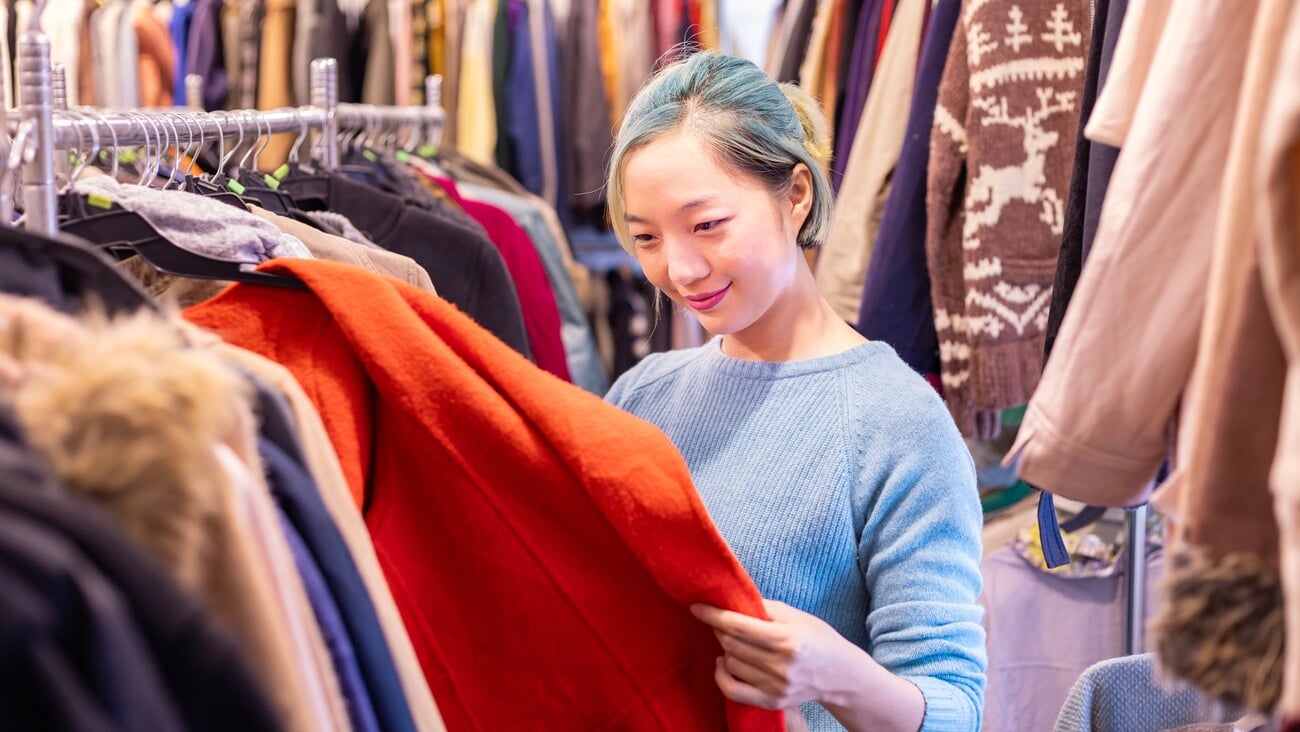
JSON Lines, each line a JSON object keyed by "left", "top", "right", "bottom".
{"left": 57, "top": 112, "right": 305, "bottom": 290}
{"left": 231, "top": 113, "right": 297, "bottom": 214}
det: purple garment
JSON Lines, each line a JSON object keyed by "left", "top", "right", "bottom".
{"left": 184, "top": 0, "right": 228, "bottom": 111}
{"left": 832, "top": 0, "right": 887, "bottom": 192}
{"left": 854, "top": 0, "right": 960, "bottom": 375}
{"left": 277, "top": 510, "right": 381, "bottom": 732}
{"left": 980, "top": 544, "right": 1164, "bottom": 732}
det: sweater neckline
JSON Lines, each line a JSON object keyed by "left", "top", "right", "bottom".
{"left": 702, "top": 337, "right": 890, "bottom": 379}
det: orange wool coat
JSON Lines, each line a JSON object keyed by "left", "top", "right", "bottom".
{"left": 184, "top": 259, "right": 782, "bottom": 732}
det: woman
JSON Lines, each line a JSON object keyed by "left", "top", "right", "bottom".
{"left": 604, "top": 52, "right": 987, "bottom": 732}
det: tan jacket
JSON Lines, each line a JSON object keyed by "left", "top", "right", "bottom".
{"left": 815, "top": 0, "right": 925, "bottom": 325}
{"left": 1257, "top": 1, "right": 1300, "bottom": 716}
{"left": 1008, "top": 0, "right": 1258, "bottom": 505}
{"left": 257, "top": 0, "right": 296, "bottom": 168}
{"left": 248, "top": 207, "right": 439, "bottom": 294}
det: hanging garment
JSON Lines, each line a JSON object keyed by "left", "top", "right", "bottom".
{"left": 458, "top": 0, "right": 499, "bottom": 163}
{"left": 0, "top": 301, "right": 349, "bottom": 732}
{"left": 256, "top": 392, "right": 415, "bottom": 732}
{"left": 134, "top": 0, "right": 175, "bottom": 106}
{"left": 390, "top": 0, "right": 412, "bottom": 105}
{"left": 1083, "top": 0, "right": 1174, "bottom": 150}
{"left": 926, "top": 0, "right": 1089, "bottom": 437}
{"left": 981, "top": 544, "right": 1164, "bottom": 732}
{"left": 256, "top": 0, "right": 295, "bottom": 165}
{"left": 1053, "top": 654, "right": 1250, "bottom": 732}
{"left": 1042, "top": 0, "right": 1128, "bottom": 360}
{"left": 527, "top": 0, "right": 561, "bottom": 207}
{"left": 43, "top": 0, "right": 83, "bottom": 106}
{"left": 0, "top": 507, "right": 187, "bottom": 732}
{"left": 73, "top": 175, "right": 312, "bottom": 262}
{"left": 192, "top": 329, "right": 448, "bottom": 732}
{"left": 235, "top": 0, "right": 262, "bottom": 108}
{"left": 815, "top": 0, "right": 851, "bottom": 147}
{"left": 854, "top": 0, "right": 960, "bottom": 377}
{"left": 458, "top": 181, "right": 608, "bottom": 393}
{"left": 797, "top": 0, "right": 835, "bottom": 167}
{"left": 493, "top": 0, "right": 544, "bottom": 195}
{"left": 409, "top": 0, "right": 426, "bottom": 103}
{"left": 186, "top": 0, "right": 228, "bottom": 110}
{"left": 558, "top": 0, "right": 614, "bottom": 216}
{"left": 249, "top": 208, "right": 437, "bottom": 294}
{"left": 815, "top": 0, "right": 924, "bottom": 325}
{"left": 170, "top": 0, "right": 195, "bottom": 103}
{"left": 362, "top": 0, "right": 396, "bottom": 104}
{"left": 1006, "top": 0, "right": 1258, "bottom": 505}
{"left": 420, "top": 173, "right": 571, "bottom": 381}
{"left": 1147, "top": 0, "right": 1291, "bottom": 714}
{"left": 831, "top": 0, "right": 886, "bottom": 192}
{"left": 279, "top": 172, "right": 532, "bottom": 359}
{"left": 183, "top": 258, "right": 784, "bottom": 732}
{"left": 1259, "top": 2, "right": 1300, "bottom": 718}
{"left": 765, "top": 0, "right": 815, "bottom": 82}
{"left": 0, "top": 406, "right": 282, "bottom": 732}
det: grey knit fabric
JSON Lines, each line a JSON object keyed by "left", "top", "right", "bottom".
{"left": 1054, "top": 654, "right": 1245, "bottom": 732}
{"left": 303, "top": 210, "right": 384, "bottom": 251}
{"left": 75, "top": 176, "right": 312, "bottom": 262}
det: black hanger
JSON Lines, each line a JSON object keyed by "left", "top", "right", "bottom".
{"left": 0, "top": 224, "right": 157, "bottom": 314}
{"left": 57, "top": 193, "right": 306, "bottom": 291}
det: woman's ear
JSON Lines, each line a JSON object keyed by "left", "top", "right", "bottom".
{"left": 788, "top": 163, "right": 814, "bottom": 236}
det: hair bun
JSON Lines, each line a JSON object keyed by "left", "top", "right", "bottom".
{"left": 779, "top": 83, "right": 831, "bottom": 167}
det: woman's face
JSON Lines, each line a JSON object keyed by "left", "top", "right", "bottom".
{"left": 622, "top": 132, "right": 809, "bottom": 339}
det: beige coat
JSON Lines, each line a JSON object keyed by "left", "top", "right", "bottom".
{"left": 1257, "top": 1, "right": 1300, "bottom": 716}
{"left": 1007, "top": 0, "right": 1259, "bottom": 506}
{"left": 1146, "top": 0, "right": 1289, "bottom": 713}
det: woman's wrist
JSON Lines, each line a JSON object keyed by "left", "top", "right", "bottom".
{"left": 818, "top": 641, "right": 926, "bottom": 732}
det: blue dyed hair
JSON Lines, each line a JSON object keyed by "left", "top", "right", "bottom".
{"left": 607, "top": 51, "right": 834, "bottom": 252}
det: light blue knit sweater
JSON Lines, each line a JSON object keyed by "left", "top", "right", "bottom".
{"left": 606, "top": 339, "right": 987, "bottom": 731}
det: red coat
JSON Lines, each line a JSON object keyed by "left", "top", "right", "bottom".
{"left": 185, "top": 259, "right": 782, "bottom": 732}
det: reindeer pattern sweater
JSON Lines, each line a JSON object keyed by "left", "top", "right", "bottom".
{"left": 926, "top": 0, "right": 1089, "bottom": 434}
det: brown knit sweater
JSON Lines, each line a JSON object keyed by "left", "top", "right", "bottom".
{"left": 926, "top": 0, "right": 1089, "bottom": 435}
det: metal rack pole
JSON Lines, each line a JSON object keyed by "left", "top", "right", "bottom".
{"left": 18, "top": 29, "right": 58, "bottom": 236}
{"left": 1124, "top": 504, "right": 1148, "bottom": 655}
{"left": 309, "top": 58, "right": 339, "bottom": 170}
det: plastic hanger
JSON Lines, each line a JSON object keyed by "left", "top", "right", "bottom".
{"left": 57, "top": 113, "right": 304, "bottom": 291}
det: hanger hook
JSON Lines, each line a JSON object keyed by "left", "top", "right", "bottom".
{"left": 252, "top": 112, "right": 273, "bottom": 171}
{"left": 217, "top": 110, "right": 242, "bottom": 174}
{"left": 288, "top": 106, "right": 308, "bottom": 166}
{"left": 238, "top": 111, "right": 259, "bottom": 170}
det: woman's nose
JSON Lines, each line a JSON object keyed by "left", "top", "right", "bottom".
{"left": 665, "top": 238, "right": 710, "bottom": 289}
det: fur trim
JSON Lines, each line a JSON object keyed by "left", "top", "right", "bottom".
{"left": 1154, "top": 544, "right": 1285, "bottom": 711}
{"left": 0, "top": 302, "right": 254, "bottom": 590}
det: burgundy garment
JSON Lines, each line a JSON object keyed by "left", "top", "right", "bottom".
{"left": 425, "top": 173, "right": 572, "bottom": 382}
{"left": 832, "top": 0, "right": 887, "bottom": 191}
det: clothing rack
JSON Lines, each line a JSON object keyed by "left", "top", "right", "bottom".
{"left": 11, "top": 19, "right": 445, "bottom": 239}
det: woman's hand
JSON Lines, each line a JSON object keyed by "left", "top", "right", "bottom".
{"left": 690, "top": 599, "right": 867, "bottom": 711}
{"left": 691, "top": 600, "right": 926, "bottom": 732}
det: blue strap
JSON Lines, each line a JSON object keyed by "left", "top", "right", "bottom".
{"left": 1037, "top": 491, "right": 1072, "bottom": 568}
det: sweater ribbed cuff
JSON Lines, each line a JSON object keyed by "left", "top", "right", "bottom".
{"left": 906, "top": 675, "right": 977, "bottom": 732}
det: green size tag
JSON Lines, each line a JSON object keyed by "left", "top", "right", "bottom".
{"left": 395, "top": 150, "right": 411, "bottom": 163}
{"left": 263, "top": 174, "right": 281, "bottom": 190}
{"left": 272, "top": 163, "right": 290, "bottom": 181}
{"left": 362, "top": 149, "right": 378, "bottom": 162}
{"left": 118, "top": 148, "right": 138, "bottom": 165}
{"left": 417, "top": 144, "right": 437, "bottom": 159}
{"left": 226, "top": 179, "right": 246, "bottom": 195}
{"left": 87, "top": 192, "right": 113, "bottom": 210}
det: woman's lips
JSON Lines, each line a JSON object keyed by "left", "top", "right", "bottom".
{"left": 685, "top": 284, "right": 731, "bottom": 313}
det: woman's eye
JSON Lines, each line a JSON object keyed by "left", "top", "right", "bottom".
{"left": 631, "top": 234, "right": 656, "bottom": 246}
{"left": 694, "top": 219, "right": 725, "bottom": 233}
